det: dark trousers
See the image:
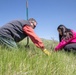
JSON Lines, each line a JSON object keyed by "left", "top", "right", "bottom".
{"left": 64, "top": 43, "right": 76, "bottom": 52}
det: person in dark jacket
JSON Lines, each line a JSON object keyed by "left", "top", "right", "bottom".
{"left": 0, "top": 18, "right": 51, "bottom": 55}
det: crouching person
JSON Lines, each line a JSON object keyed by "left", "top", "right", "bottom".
{"left": 0, "top": 18, "right": 51, "bottom": 55}
{"left": 55, "top": 25, "right": 76, "bottom": 52}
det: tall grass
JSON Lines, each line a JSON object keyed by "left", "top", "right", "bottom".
{"left": 0, "top": 39, "right": 76, "bottom": 75}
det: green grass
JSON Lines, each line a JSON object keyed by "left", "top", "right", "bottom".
{"left": 0, "top": 39, "right": 76, "bottom": 75}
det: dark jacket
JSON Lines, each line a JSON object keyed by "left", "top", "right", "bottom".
{"left": 0, "top": 19, "right": 31, "bottom": 42}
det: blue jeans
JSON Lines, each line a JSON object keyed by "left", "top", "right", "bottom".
{"left": 0, "top": 36, "right": 18, "bottom": 49}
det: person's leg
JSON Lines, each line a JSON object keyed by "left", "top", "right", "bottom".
{"left": 0, "top": 36, "right": 18, "bottom": 49}
{"left": 64, "top": 43, "right": 76, "bottom": 52}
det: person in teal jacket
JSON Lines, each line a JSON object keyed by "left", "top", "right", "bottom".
{"left": 55, "top": 25, "right": 76, "bottom": 52}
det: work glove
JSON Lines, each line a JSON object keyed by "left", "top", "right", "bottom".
{"left": 43, "top": 49, "right": 51, "bottom": 56}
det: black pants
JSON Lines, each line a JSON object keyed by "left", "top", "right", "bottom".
{"left": 64, "top": 43, "right": 76, "bottom": 52}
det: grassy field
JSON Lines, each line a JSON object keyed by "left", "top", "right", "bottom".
{"left": 0, "top": 38, "right": 76, "bottom": 75}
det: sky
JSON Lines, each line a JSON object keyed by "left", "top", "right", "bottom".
{"left": 0, "top": 0, "right": 76, "bottom": 41}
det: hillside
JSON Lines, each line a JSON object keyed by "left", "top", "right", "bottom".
{"left": 0, "top": 38, "right": 76, "bottom": 75}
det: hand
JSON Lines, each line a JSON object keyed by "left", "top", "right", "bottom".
{"left": 43, "top": 49, "right": 51, "bottom": 56}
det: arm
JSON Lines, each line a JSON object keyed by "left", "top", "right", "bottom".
{"left": 23, "top": 25, "right": 51, "bottom": 56}
{"left": 55, "top": 40, "right": 67, "bottom": 51}
{"left": 23, "top": 25, "right": 44, "bottom": 50}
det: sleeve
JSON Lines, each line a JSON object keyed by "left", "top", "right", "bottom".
{"left": 55, "top": 40, "right": 67, "bottom": 51}
{"left": 55, "top": 30, "right": 76, "bottom": 51}
{"left": 22, "top": 25, "right": 45, "bottom": 50}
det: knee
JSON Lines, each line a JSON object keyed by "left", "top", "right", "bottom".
{"left": 64, "top": 45, "right": 72, "bottom": 52}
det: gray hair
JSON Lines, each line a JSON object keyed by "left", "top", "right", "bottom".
{"left": 28, "top": 18, "right": 37, "bottom": 24}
